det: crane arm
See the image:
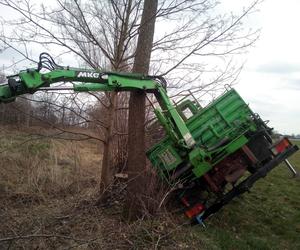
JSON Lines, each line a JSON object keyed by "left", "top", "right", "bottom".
{"left": 0, "top": 53, "right": 195, "bottom": 148}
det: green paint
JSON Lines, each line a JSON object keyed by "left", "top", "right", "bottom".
{"left": 0, "top": 68, "right": 194, "bottom": 152}
{"left": 0, "top": 65, "right": 279, "bottom": 184}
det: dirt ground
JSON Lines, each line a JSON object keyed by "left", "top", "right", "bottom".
{"left": 0, "top": 127, "right": 299, "bottom": 249}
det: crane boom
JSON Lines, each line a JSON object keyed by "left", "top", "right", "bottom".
{"left": 0, "top": 53, "right": 195, "bottom": 148}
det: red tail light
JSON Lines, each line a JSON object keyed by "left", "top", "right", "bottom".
{"left": 185, "top": 203, "right": 205, "bottom": 218}
{"left": 272, "top": 138, "right": 292, "bottom": 155}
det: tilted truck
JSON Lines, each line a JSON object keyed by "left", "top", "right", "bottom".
{"left": 0, "top": 53, "right": 298, "bottom": 224}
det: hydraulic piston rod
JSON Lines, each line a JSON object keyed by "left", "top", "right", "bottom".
{"left": 284, "top": 159, "right": 298, "bottom": 177}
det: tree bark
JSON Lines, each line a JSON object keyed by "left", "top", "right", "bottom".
{"left": 100, "top": 0, "right": 132, "bottom": 190}
{"left": 124, "top": 0, "right": 158, "bottom": 221}
{"left": 100, "top": 92, "right": 117, "bottom": 189}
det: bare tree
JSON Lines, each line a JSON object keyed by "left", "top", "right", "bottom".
{"left": 0, "top": 0, "right": 144, "bottom": 189}
{"left": 0, "top": 0, "right": 262, "bottom": 218}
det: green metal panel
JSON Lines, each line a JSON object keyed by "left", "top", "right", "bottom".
{"left": 187, "top": 89, "right": 252, "bottom": 148}
{"left": 147, "top": 88, "right": 257, "bottom": 180}
{"left": 147, "top": 138, "right": 184, "bottom": 173}
{"left": 0, "top": 85, "right": 12, "bottom": 100}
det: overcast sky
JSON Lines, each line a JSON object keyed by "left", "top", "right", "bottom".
{"left": 232, "top": 0, "right": 300, "bottom": 135}
{"left": 0, "top": 0, "right": 299, "bottom": 135}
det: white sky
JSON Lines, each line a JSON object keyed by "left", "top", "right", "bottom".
{"left": 232, "top": 0, "right": 300, "bottom": 135}
{"left": 0, "top": 0, "right": 299, "bottom": 135}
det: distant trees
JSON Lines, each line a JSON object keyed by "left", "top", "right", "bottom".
{"left": 0, "top": 72, "right": 5, "bottom": 83}
{"left": 0, "top": 98, "right": 31, "bottom": 127}
{"left": 289, "top": 134, "right": 300, "bottom": 139}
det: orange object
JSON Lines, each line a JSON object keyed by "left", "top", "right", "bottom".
{"left": 275, "top": 138, "right": 291, "bottom": 154}
{"left": 185, "top": 203, "right": 205, "bottom": 218}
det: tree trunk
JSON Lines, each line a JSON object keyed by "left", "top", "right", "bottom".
{"left": 124, "top": 0, "right": 158, "bottom": 221}
{"left": 100, "top": 92, "right": 117, "bottom": 189}
{"left": 100, "top": 0, "right": 132, "bottom": 190}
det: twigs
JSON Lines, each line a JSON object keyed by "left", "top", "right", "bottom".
{"left": 0, "top": 234, "right": 103, "bottom": 250}
{"left": 0, "top": 234, "right": 87, "bottom": 243}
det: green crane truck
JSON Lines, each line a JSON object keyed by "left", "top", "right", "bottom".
{"left": 0, "top": 53, "right": 298, "bottom": 224}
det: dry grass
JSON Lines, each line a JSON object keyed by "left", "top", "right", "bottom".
{"left": 0, "top": 126, "right": 102, "bottom": 196}
{"left": 0, "top": 127, "right": 299, "bottom": 249}
{"left": 0, "top": 126, "right": 105, "bottom": 248}
{"left": 0, "top": 126, "right": 205, "bottom": 249}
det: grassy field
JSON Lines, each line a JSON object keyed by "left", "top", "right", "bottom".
{"left": 191, "top": 140, "right": 300, "bottom": 250}
{"left": 0, "top": 128, "right": 299, "bottom": 249}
